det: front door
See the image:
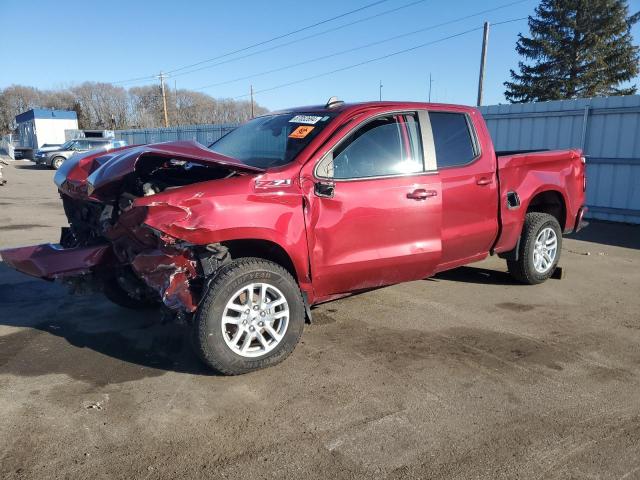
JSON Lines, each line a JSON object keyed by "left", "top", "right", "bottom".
{"left": 301, "top": 112, "right": 442, "bottom": 297}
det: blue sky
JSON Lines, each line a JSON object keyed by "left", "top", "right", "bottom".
{"left": 1, "top": 0, "right": 639, "bottom": 110}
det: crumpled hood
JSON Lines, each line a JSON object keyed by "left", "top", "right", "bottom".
{"left": 57, "top": 140, "right": 264, "bottom": 199}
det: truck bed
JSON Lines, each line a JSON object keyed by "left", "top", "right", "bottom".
{"left": 493, "top": 149, "right": 586, "bottom": 255}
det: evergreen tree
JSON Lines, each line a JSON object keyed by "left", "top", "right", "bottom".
{"left": 505, "top": 0, "right": 640, "bottom": 103}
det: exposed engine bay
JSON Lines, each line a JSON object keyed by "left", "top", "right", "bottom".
{"left": 2, "top": 141, "right": 264, "bottom": 315}
{"left": 70, "top": 154, "right": 249, "bottom": 313}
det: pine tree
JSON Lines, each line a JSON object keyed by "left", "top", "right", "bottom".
{"left": 505, "top": 0, "right": 640, "bottom": 103}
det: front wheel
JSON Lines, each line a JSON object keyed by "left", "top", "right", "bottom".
{"left": 193, "top": 258, "right": 305, "bottom": 375}
{"left": 103, "top": 276, "right": 159, "bottom": 309}
{"left": 507, "top": 212, "right": 562, "bottom": 285}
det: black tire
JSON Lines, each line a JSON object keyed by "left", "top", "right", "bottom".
{"left": 103, "top": 277, "right": 158, "bottom": 309}
{"left": 507, "top": 212, "right": 562, "bottom": 285}
{"left": 193, "top": 258, "right": 305, "bottom": 375}
{"left": 51, "top": 156, "right": 65, "bottom": 170}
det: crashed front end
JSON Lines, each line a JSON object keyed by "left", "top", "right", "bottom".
{"left": 0, "top": 141, "right": 263, "bottom": 314}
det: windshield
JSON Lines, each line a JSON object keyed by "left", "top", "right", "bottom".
{"left": 60, "top": 140, "right": 75, "bottom": 150}
{"left": 208, "top": 112, "right": 336, "bottom": 168}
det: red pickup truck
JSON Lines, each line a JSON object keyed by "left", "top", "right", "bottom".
{"left": 1, "top": 99, "right": 587, "bottom": 375}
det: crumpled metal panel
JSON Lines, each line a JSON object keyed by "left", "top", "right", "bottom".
{"left": 0, "top": 243, "right": 113, "bottom": 279}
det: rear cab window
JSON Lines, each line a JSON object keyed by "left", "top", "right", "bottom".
{"left": 428, "top": 112, "right": 479, "bottom": 168}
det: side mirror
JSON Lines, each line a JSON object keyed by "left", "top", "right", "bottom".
{"left": 314, "top": 181, "right": 335, "bottom": 198}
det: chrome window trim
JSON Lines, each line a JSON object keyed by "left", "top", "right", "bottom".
{"left": 315, "top": 169, "right": 439, "bottom": 183}
{"left": 418, "top": 110, "right": 437, "bottom": 171}
{"left": 313, "top": 109, "right": 434, "bottom": 182}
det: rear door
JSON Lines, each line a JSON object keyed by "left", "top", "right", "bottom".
{"left": 429, "top": 111, "right": 498, "bottom": 270}
{"left": 301, "top": 111, "right": 442, "bottom": 297}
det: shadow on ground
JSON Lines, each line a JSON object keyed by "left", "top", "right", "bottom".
{"left": 432, "top": 266, "right": 517, "bottom": 285}
{"left": 12, "top": 163, "right": 45, "bottom": 170}
{"left": 567, "top": 220, "right": 640, "bottom": 249}
{"left": 0, "top": 264, "right": 214, "bottom": 385}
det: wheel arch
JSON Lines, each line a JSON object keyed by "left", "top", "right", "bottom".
{"left": 525, "top": 189, "right": 567, "bottom": 231}
{"left": 221, "top": 238, "right": 299, "bottom": 282}
{"left": 498, "top": 189, "right": 566, "bottom": 262}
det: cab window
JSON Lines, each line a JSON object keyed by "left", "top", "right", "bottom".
{"left": 429, "top": 112, "right": 477, "bottom": 168}
{"left": 317, "top": 113, "right": 423, "bottom": 179}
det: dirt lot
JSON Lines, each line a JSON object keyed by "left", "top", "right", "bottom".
{"left": 0, "top": 159, "right": 639, "bottom": 479}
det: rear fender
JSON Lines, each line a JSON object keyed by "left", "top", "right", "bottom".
{"left": 495, "top": 183, "right": 568, "bottom": 255}
{"left": 494, "top": 150, "right": 582, "bottom": 254}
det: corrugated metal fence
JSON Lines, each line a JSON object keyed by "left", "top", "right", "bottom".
{"left": 115, "top": 96, "right": 640, "bottom": 224}
{"left": 114, "top": 123, "right": 239, "bottom": 146}
{"left": 480, "top": 95, "right": 640, "bottom": 224}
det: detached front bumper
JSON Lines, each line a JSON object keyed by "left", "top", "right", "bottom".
{"left": 0, "top": 243, "right": 113, "bottom": 279}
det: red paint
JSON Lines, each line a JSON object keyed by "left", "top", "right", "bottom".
{"left": 299, "top": 166, "right": 442, "bottom": 297}
{"left": 0, "top": 243, "right": 113, "bottom": 279}
{"left": 493, "top": 149, "right": 585, "bottom": 253}
{"left": 1, "top": 101, "right": 586, "bottom": 312}
{"left": 434, "top": 107, "right": 499, "bottom": 272}
{"left": 130, "top": 248, "right": 199, "bottom": 312}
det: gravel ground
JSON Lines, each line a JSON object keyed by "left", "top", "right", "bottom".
{"left": 1, "top": 159, "right": 639, "bottom": 479}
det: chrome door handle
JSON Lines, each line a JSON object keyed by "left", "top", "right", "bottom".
{"left": 407, "top": 189, "right": 438, "bottom": 200}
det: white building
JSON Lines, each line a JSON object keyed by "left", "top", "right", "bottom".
{"left": 16, "top": 109, "right": 79, "bottom": 149}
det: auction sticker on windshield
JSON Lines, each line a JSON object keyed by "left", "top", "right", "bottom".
{"left": 289, "top": 115, "right": 323, "bottom": 125}
{"left": 289, "top": 126, "right": 315, "bottom": 139}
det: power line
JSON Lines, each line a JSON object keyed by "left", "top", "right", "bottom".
{"left": 168, "top": 0, "right": 430, "bottom": 80}
{"left": 136, "top": 0, "right": 530, "bottom": 85}
{"left": 165, "top": 0, "right": 391, "bottom": 75}
{"left": 194, "top": 1, "right": 531, "bottom": 91}
{"left": 110, "top": 0, "right": 393, "bottom": 85}
{"left": 491, "top": 17, "right": 528, "bottom": 26}
{"left": 232, "top": 17, "right": 527, "bottom": 100}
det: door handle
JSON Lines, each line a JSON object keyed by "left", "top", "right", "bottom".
{"left": 476, "top": 177, "right": 493, "bottom": 186}
{"left": 407, "top": 189, "right": 437, "bottom": 200}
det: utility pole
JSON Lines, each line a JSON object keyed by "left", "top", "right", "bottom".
{"left": 250, "top": 85, "right": 255, "bottom": 118}
{"left": 158, "top": 71, "right": 169, "bottom": 127}
{"left": 476, "top": 21, "right": 490, "bottom": 107}
{"left": 379, "top": 80, "right": 383, "bottom": 101}
{"left": 428, "top": 73, "right": 433, "bottom": 102}
{"left": 174, "top": 79, "right": 178, "bottom": 125}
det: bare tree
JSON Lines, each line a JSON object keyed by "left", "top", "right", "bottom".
{"left": 0, "top": 83, "right": 269, "bottom": 134}
{"left": 0, "top": 85, "right": 42, "bottom": 133}
{"left": 129, "top": 85, "right": 165, "bottom": 128}
{"left": 70, "top": 82, "right": 129, "bottom": 129}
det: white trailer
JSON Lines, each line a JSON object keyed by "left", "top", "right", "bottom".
{"left": 15, "top": 109, "right": 79, "bottom": 150}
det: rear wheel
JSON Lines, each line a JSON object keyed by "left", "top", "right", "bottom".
{"left": 51, "top": 156, "right": 65, "bottom": 170}
{"left": 193, "top": 258, "right": 305, "bottom": 375}
{"left": 507, "top": 212, "right": 562, "bottom": 285}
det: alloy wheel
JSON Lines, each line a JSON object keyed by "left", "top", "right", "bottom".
{"left": 221, "top": 282, "right": 289, "bottom": 358}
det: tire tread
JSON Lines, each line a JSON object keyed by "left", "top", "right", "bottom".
{"left": 507, "top": 212, "right": 562, "bottom": 285}
{"left": 193, "top": 257, "right": 304, "bottom": 375}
